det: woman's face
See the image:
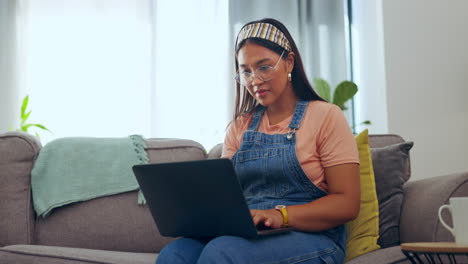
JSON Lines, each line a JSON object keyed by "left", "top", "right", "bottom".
{"left": 237, "top": 43, "right": 294, "bottom": 107}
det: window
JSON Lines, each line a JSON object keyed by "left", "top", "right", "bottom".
{"left": 12, "top": 0, "right": 351, "bottom": 150}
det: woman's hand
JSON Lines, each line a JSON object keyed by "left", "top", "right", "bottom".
{"left": 250, "top": 209, "right": 284, "bottom": 229}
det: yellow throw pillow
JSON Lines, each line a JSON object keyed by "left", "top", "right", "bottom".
{"left": 345, "top": 129, "right": 380, "bottom": 261}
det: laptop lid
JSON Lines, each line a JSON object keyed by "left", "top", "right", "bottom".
{"left": 133, "top": 158, "right": 268, "bottom": 238}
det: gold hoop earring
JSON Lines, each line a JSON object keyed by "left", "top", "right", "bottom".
{"left": 288, "top": 73, "right": 292, "bottom": 82}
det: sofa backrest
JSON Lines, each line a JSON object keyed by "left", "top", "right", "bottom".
{"left": 0, "top": 132, "right": 409, "bottom": 253}
{"left": 207, "top": 134, "right": 407, "bottom": 158}
{"left": 368, "top": 134, "right": 405, "bottom": 148}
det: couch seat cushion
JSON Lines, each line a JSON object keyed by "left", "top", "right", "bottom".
{"left": 345, "top": 246, "right": 409, "bottom": 264}
{"left": 0, "top": 245, "right": 158, "bottom": 264}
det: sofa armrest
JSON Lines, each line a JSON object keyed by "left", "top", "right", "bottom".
{"left": 0, "top": 132, "right": 41, "bottom": 246}
{"left": 400, "top": 171, "right": 468, "bottom": 243}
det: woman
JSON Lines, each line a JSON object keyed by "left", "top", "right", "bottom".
{"left": 156, "top": 18, "right": 360, "bottom": 264}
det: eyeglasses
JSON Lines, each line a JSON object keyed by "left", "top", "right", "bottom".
{"left": 235, "top": 50, "right": 285, "bottom": 86}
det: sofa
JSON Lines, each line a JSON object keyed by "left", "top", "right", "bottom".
{"left": 1, "top": 131, "right": 467, "bottom": 264}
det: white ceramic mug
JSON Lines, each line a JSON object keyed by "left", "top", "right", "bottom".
{"left": 438, "top": 197, "right": 468, "bottom": 244}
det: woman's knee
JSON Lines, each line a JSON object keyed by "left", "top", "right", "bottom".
{"left": 197, "top": 236, "right": 248, "bottom": 263}
{"left": 156, "top": 238, "right": 205, "bottom": 264}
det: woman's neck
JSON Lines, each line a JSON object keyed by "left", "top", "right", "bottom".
{"left": 266, "top": 88, "right": 298, "bottom": 125}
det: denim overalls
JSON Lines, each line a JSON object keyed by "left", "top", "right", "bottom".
{"left": 156, "top": 101, "right": 347, "bottom": 264}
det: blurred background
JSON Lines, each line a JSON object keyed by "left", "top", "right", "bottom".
{"left": 0, "top": 0, "right": 352, "bottom": 150}
{"left": 1, "top": 0, "right": 467, "bottom": 181}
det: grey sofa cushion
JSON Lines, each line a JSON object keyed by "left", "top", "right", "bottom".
{"left": 145, "top": 138, "right": 207, "bottom": 163}
{"left": 0, "top": 245, "right": 157, "bottom": 264}
{"left": 368, "top": 134, "right": 405, "bottom": 149}
{"left": 371, "top": 142, "right": 413, "bottom": 248}
{"left": 208, "top": 143, "right": 223, "bottom": 159}
{"left": 345, "top": 246, "right": 410, "bottom": 264}
{"left": 35, "top": 191, "right": 176, "bottom": 253}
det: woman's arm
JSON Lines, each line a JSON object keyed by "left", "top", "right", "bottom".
{"left": 252, "top": 163, "right": 360, "bottom": 231}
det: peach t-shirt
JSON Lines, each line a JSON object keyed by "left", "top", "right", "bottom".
{"left": 222, "top": 100, "right": 359, "bottom": 193}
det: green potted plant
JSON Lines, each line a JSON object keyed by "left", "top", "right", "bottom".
{"left": 11, "top": 95, "right": 51, "bottom": 138}
{"left": 313, "top": 77, "right": 371, "bottom": 128}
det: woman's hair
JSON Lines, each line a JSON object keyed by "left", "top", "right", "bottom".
{"left": 233, "top": 18, "right": 325, "bottom": 121}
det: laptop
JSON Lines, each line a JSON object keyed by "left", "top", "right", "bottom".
{"left": 132, "top": 158, "right": 293, "bottom": 238}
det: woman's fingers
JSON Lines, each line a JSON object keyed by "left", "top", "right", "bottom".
{"left": 251, "top": 210, "right": 265, "bottom": 225}
{"left": 250, "top": 209, "right": 282, "bottom": 228}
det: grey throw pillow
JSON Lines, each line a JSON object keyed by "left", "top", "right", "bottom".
{"left": 371, "top": 141, "right": 414, "bottom": 248}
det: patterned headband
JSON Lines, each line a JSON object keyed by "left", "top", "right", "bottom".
{"left": 236, "top": 22, "right": 291, "bottom": 52}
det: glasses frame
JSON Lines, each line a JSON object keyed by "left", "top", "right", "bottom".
{"left": 235, "top": 50, "right": 286, "bottom": 86}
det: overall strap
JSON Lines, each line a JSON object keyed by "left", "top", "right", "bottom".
{"left": 288, "top": 101, "right": 309, "bottom": 129}
{"left": 247, "top": 106, "right": 266, "bottom": 131}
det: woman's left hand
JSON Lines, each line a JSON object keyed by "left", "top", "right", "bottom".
{"left": 250, "top": 209, "right": 284, "bottom": 229}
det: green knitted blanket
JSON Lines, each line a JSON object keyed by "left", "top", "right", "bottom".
{"left": 31, "top": 135, "right": 148, "bottom": 217}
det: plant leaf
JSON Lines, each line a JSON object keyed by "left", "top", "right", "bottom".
{"left": 313, "top": 77, "right": 331, "bottom": 102}
{"left": 21, "top": 123, "right": 51, "bottom": 133}
{"left": 21, "top": 125, "right": 29, "bottom": 132}
{"left": 21, "top": 110, "right": 32, "bottom": 125}
{"left": 20, "top": 95, "right": 29, "bottom": 119}
{"left": 332, "top": 81, "right": 358, "bottom": 110}
{"left": 32, "top": 124, "right": 51, "bottom": 132}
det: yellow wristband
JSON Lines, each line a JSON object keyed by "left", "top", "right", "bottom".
{"left": 275, "top": 205, "right": 288, "bottom": 227}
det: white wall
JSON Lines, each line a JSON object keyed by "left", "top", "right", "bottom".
{"left": 351, "top": 0, "right": 388, "bottom": 134}
{"left": 356, "top": 0, "right": 468, "bottom": 180}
